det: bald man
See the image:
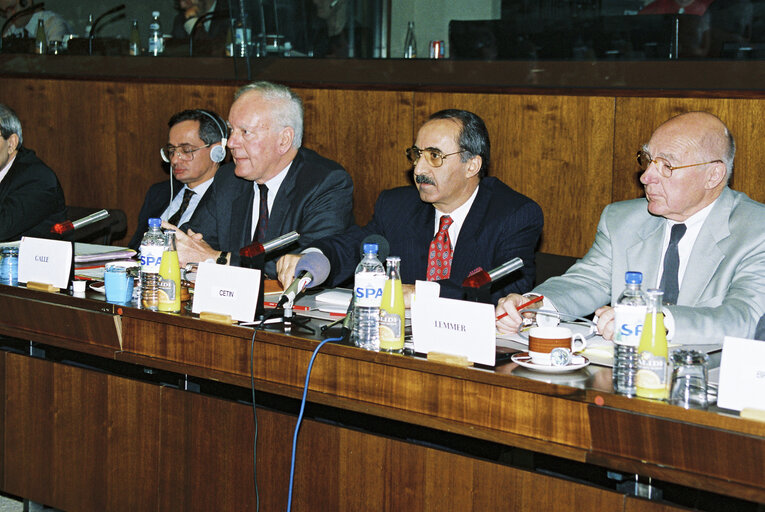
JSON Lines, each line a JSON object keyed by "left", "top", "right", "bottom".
{"left": 496, "top": 111, "right": 765, "bottom": 346}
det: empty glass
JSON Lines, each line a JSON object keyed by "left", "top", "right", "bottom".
{"left": 670, "top": 350, "right": 709, "bottom": 409}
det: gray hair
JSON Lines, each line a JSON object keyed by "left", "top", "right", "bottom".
{"left": 234, "top": 81, "right": 304, "bottom": 148}
{"left": 722, "top": 126, "right": 735, "bottom": 182}
{"left": 0, "top": 104, "right": 23, "bottom": 146}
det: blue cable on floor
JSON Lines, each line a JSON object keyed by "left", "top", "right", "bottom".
{"left": 286, "top": 336, "right": 340, "bottom": 512}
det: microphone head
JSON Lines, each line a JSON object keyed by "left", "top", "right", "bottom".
{"left": 295, "top": 252, "right": 330, "bottom": 288}
{"left": 360, "top": 234, "right": 390, "bottom": 262}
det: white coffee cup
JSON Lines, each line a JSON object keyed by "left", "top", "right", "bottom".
{"left": 528, "top": 326, "right": 587, "bottom": 366}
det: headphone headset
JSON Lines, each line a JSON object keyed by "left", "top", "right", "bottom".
{"left": 160, "top": 109, "right": 228, "bottom": 164}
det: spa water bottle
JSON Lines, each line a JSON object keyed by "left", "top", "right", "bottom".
{"left": 352, "top": 243, "right": 385, "bottom": 351}
{"left": 636, "top": 289, "right": 669, "bottom": 400}
{"left": 148, "top": 11, "right": 163, "bottom": 56}
{"left": 379, "top": 256, "right": 405, "bottom": 353}
{"left": 140, "top": 218, "right": 164, "bottom": 310}
{"left": 612, "top": 271, "right": 647, "bottom": 396}
{"left": 158, "top": 231, "right": 181, "bottom": 313}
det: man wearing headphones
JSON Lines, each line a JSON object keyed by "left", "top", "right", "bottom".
{"left": 0, "top": 0, "right": 71, "bottom": 41}
{"left": 128, "top": 109, "right": 226, "bottom": 250}
{"left": 170, "top": 81, "right": 354, "bottom": 279}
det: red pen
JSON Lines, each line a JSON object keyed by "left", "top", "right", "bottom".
{"left": 496, "top": 295, "right": 543, "bottom": 321}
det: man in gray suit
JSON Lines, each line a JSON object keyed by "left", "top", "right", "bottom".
{"left": 168, "top": 81, "right": 354, "bottom": 278}
{"left": 496, "top": 111, "right": 765, "bottom": 346}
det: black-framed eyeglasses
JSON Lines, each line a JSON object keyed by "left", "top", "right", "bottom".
{"left": 161, "top": 143, "right": 212, "bottom": 161}
{"left": 406, "top": 146, "right": 468, "bottom": 168}
{"left": 636, "top": 149, "right": 722, "bottom": 178}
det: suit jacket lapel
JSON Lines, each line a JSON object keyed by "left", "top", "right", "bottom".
{"left": 266, "top": 151, "right": 301, "bottom": 240}
{"left": 231, "top": 184, "right": 254, "bottom": 249}
{"left": 451, "top": 181, "right": 490, "bottom": 279}
{"left": 626, "top": 214, "right": 665, "bottom": 289}
{"left": 677, "top": 188, "right": 732, "bottom": 305}
{"left": 410, "top": 200, "right": 435, "bottom": 278}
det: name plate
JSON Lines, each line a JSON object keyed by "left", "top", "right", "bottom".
{"left": 411, "top": 280, "right": 496, "bottom": 365}
{"left": 191, "top": 261, "right": 261, "bottom": 323}
{"left": 18, "top": 237, "right": 72, "bottom": 289}
{"left": 717, "top": 335, "right": 765, "bottom": 412}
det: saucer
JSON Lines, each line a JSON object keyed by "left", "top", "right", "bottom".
{"left": 88, "top": 281, "right": 105, "bottom": 294}
{"left": 511, "top": 352, "right": 590, "bottom": 373}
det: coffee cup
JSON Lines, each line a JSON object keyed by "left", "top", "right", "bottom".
{"left": 528, "top": 326, "right": 587, "bottom": 366}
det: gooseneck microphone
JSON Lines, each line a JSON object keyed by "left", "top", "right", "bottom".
{"left": 51, "top": 209, "right": 110, "bottom": 235}
{"left": 462, "top": 257, "right": 523, "bottom": 289}
{"left": 277, "top": 252, "right": 330, "bottom": 308}
{"left": 240, "top": 231, "right": 300, "bottom": 258}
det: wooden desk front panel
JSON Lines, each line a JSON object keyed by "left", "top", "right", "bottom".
{"left": 0, "top": 291, "right": 121, "bottom": 356}
{"left": 2, "top": 352, "right": 160, "bottom": 512}
{"left": 121, "top": 315, "right": 592, "bottom": 457}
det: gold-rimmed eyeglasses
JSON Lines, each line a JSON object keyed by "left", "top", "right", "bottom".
{"left": 161, "top": 143, "right": 212, "bottom": 162}
{"left": 636, "top": 149, "right": 722, "bottom": 178}
{"left": 406, "top": 146, "right": 468, "bottom": 168}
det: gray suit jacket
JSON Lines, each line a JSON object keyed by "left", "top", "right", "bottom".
{"left": 534, "top": 187, "right": 765, "bottom": 345}
{"left": 185, "top": 147, "right": 354, "bottom": 278}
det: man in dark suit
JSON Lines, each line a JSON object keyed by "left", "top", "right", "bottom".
{"left": 170, "top": 81, "right": 354, "bottom": 279}
{"left": 0, "top": 103, "right": 66, "bottom": 242}
{"left": 277, "top": 109, "right": 544, "bottom": 304}
{"left": 128, "top": 109, "right": 226, "bottom": 250}
{"left": 171, "top": 0, "right": 230, "bottom": 40}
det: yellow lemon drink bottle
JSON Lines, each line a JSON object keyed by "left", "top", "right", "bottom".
{"left": 158, "top": 231, "right": 181, "bottom": 313}
{"left": 379, "top": 256, "right": 405, "bottom": 353}
{"left": 635, "top": 289, "right": 669, "bottom": 399}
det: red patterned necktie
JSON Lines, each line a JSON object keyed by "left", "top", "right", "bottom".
{"left": 427, "top": 215, "right": 453, "bottom": 281}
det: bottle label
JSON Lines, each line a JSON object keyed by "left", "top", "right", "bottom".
{"left": 158, "top": 276, "right": 176, "bottom": 301}
{"left": 636, "top": 351, "right": 668, "bottom": 389}
{"left": 614, "top": 305, "right": 647, "bottom": 347}
{"left": 379, "top": 310, "right": 402, "bottom": 341}
{"left": 354, "top": 272, "right": 385, "bottom": 307}
{"left": 140, "top": 246, "right": 164, "bottom": 273}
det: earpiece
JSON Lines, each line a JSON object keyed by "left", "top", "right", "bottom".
{"left": 198, "top": 109, "right": 228, "bottom": 163}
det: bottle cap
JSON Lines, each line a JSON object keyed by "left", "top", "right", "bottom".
{"left": 148, "top": 217, "right": 161, "bottom": 228}
{"left": 152, "top": 11, "right": 160, "bottom": 17}
{"left": 625, "top": 271, "right": 643, "bottom": 284}
{"left": 363, "top": 243, "right": 378, "bottom": 254}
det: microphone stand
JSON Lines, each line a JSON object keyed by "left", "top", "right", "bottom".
{"left": 1, "top": 2, "right": 44, "bottom": 42}
{"left": 188, "top": 11, "right": 215, "bottom": 57}
{"left": 88, "top": 4, "right": 126, "bottom": 56}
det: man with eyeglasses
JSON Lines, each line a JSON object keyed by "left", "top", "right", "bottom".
{"left": 276, "top": 109, "right": 543, "bottom": 304}
{"left": 170, "top": 81, "right": 354, "bottom": 278}
{"left": 127, "top": 109, "right": 225, "bottom": 250}
{"left": 496, "top": 111, "right": 765, "bottom": 346}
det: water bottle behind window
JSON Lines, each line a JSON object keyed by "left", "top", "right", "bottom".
{"left": 148, "top": 11, "right": 164, "bottom": 56}
{"left": 352, "top": 243, "right": 385, "bottom": 351}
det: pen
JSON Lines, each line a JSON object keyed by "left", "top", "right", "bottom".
{"left": 263, "top": 301, "right": 310, "bottom": 311}
{"left": 495, "top": 295, "right": 544, "bottom": 321}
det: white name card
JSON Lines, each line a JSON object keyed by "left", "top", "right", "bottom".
{"left": 717, "top": 336, "right": 765, "bottom": 412}
{"left": 411, "top": 280, "right": 496, "bottom": 365}
{"left": 192, "top": 261, "right": 261, "bottom": 322}
{"left": 18, "top": 237, "right": 72, "bottom": 289}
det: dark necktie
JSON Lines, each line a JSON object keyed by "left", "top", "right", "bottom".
{"left": 427, "top": 215, "right": 454, "bottom": 281}
{"left": 660, "top": 223, "right": 687, "bottom": 305}
{"left": 168, "top": 188, "right": 194, "bottom": 226}
{"left": 254, "top": 183, "right": 269, "bottom": 243}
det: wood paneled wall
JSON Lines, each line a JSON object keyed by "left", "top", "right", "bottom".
{"left": 2, "top": 76, "right": 764, "bottom": 257}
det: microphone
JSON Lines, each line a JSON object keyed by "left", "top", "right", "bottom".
{"left": 276, "top": 252, "right": 330, "bottom": 308}
{"left": 51, "top": 209, "right": 110, "bottom": 235}
{"left": 240, "top": 231, "right": 300, "bottom": 258}
{"left": 341, "top": 234, "right": 390, "bottom": 338}
{"left": 462, "top": 257, "right": 523, "bottom": 289}
{"left": 89, "top": 4, "right": 126, "bottom": 38}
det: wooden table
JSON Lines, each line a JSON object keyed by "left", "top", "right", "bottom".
{"left": 0, "top": 284, "right": 762, "bottom": 511}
